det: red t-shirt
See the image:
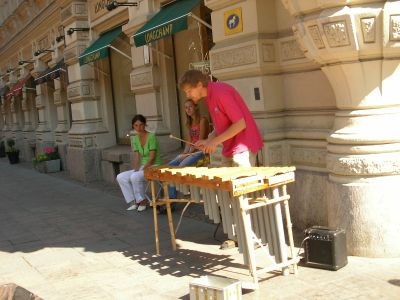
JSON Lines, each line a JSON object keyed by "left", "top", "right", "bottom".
{"left": 206, "top": 82, "right": 263, "bottom": 157}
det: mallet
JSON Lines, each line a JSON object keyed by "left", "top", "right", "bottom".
{"left": 169, "top": 134, "right": 196, "bottom": 147}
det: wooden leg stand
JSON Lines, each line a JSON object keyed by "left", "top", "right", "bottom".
{"left": 163, "top": 182, "right": 176, "bottom": 251}
{"left": 151, "top": 181, "right": 160, "bottom": 255}
{"left": 238, "top": 195, "right": 259, "bottom": 289}
{"left": 282, "top": 184, "right": 298, "bottom": 274}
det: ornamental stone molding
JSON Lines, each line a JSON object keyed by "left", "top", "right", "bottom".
{"left": 281, "top": 0, "right": 379, "bottom": 17}
{"left": 282, "top": 1, "right": 400, "bottom": 173}
{"left": 60, "top": 1, "right": 88, "bottom": 25}
{"left": 327, "top": 152, "right": 400, "bottom": 176}
{"left": 204, "top": 0, "right": 244, "bottom": 10}
{"left": 289, "top": 1, "right": 400, "bottom": 63}
{"left": 261, "top": 43, "right": 275, "bottom": 62}
{"left": 210, "top": 44, "right": 258, "bottom": 70}
{"left": 0, "top": 0, "right": 58, "bottom": 49}
{"left": 64, "top": 42, "right": 88, "bottom": 65}
{"left": 67, "top": 80, "right": 99, "bottom": 102}
{"left": 35, "top": 94, "right": 46, "bottom": 109}
{"left": 282, "top": 0, "right": 400, "bottom": 257}
{"left": 279, "top": 38, "right": 305, "bottom": 61}
{"left": 130, "top": 66, "right": 160, "bottom": 93}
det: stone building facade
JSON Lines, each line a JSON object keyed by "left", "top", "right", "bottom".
{"left": 0, "top": 0, "right": 399, "bottom": 258}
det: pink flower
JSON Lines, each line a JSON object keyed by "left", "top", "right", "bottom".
{"left": 44, "top": 146, "right": 56, "bottom": 154}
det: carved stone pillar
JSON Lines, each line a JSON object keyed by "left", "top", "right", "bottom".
{"left": 63, "top": 0, "right": 102, "bottom": 181}
{"left": 35, "top": 80, "right": 57, "bottom": 151}
{"left": 123, "top": 0, "right": 180, "bottom": 154}
{"left": 205, "top": 0, "right": 327, "bottom": 167}
{"left": 0, "top": 99, "right": 4, "bottom": 133}
{"left": 283, "top": 0, "right": 400, "bottom": 257}
{"left": 10, "top": 96, "right": 22, "bottom": 132}
{"left": 53, "top": 75, "right": 70, "bottom": 170}
{"left": 4, "top": 71, "right": 17, "bottom": 140}
{"left": 21, "top": 88, "right": 37, "bottom": 161}
{"left": 0, "top": 99, "right": 10, "bottom": 134}
{"left": 8, "top": 70, "right": 25, "bottom": 158}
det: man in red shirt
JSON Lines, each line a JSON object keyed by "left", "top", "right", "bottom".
{"left": 179, "top": 70, "right": 264, "bottom": 249}
{"left": 179, "top": 70, "right": 263, "bottom": 167}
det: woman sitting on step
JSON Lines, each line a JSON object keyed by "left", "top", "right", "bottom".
{"left": 167, "top": 99, "right": 210, "bottom": 199}
{"left": 116, "top": 114, "right": 161, "bottom": 212}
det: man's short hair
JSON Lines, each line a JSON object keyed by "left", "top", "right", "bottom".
{"left": 179, "top": 70, "right": 209, "bottom": 89}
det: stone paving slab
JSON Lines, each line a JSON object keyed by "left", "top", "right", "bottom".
{"left": 0, "top": 160, "right": 400, "bottom": 299}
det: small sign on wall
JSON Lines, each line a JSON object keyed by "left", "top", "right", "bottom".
{"left": 224, "top": 7, "right": 243, "bottom": 35}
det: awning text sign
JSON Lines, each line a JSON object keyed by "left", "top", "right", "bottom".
{"left": 133, "top": 0, "right": 200, "bottom": 47}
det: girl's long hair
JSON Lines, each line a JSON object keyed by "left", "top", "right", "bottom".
{"left": 185, "top": 99, "right": 200, "bottom": 129}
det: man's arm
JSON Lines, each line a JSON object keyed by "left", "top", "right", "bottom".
{"left": 196, "top": 118, "right": 246, "bottom": 153}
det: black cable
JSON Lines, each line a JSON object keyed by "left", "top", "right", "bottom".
{"left": 213, "top": 223, "right": 221, "bottom": 241}
{"left": 212, "top": 210, "right": 223, "bottom": 242}
{"left": 297, "top": 236, "right": 310, "bottom": 257}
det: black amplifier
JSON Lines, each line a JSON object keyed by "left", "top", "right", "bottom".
{"left": 303, "top": 226, "right": 348, "bottom": 271}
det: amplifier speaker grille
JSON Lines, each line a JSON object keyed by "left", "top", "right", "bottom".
{"left": 303, "top": 226, "right": 348, "bottom": 271}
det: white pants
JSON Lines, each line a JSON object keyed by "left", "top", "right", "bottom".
{"left": 221, "top": 151, "right": 257, "bottom": 167}
{"left": 116, "top": 168, "right": 146, "bottom": 204}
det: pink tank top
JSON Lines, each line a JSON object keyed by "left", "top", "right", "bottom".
{"left": 189, "top": 123, "right": 200, "bottom": 144}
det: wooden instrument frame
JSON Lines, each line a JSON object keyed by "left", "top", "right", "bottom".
{"left": 145, "top": 166, "right": 299, "bottom": 289}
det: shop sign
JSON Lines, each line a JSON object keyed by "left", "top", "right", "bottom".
{"left": 189, "top": 60, "right": 210, "bottom": 75}
{"left": 80, "top": 50, "right": 103, "bottom": 65}
{"left": 224, "top": 7, "right": 243, "bottom": 35}
{"left": 134, "top": 16, "right": 188, "bottom": 47}
{"left": 144, "top": 23, "right": 173, "bottom": 44}
{"left": 89, "top": 0, "right": 112, "bottom": 22}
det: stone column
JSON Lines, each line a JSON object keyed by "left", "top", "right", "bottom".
{"left": 0, "top": 98, "right": 9, "bottom": 134}
{"left": 31, "top": 55, "right": 56, "bottom": 152}
{"left": 0, "top": 98, "right": 4, "bottom": 133}
{"left": 123, "top": 0, "right": 180, "bottom": 153}
{"left": 283, "top": 0, "right": 400, "bottom": 257}
{"left": 62, "top": 0, "right": 103, "bottom": 181}
{"left": 205, "top": 0, "right": 335, "bottom": 181}
{"left": 6, "top": 70, "right": 25, "bottom": 153}
{"left": 34, "top": 80, "right": 57, "bottom": 151}
{"left": 53, "top": 69, "right": 70, "bottom": 170}
{"left": 20, "top": 84, "right": 37, "bottom": 161}
{"left": 0, "top": 77, "right": 5, "bottom": 134}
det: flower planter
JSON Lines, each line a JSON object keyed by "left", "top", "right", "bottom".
{"left": 35, "top": 159, "right": 61, "bottom": 173}
{"left": 7, "top": 151, "right": 20, "bottom": 164}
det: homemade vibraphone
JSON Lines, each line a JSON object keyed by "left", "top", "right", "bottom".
{"left": 144, "top": 166, "right": 299, "bottom": 289}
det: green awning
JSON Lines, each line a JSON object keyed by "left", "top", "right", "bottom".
{"left": 133, "top": 0, "right": 200, "bottom": 47}
{"left": 79, "top": 27, "right": 122, "bottom": 66}
{"left": 35, "top": 59, "right": 66, "bottom": 84}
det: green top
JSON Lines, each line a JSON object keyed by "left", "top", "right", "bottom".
{"left": 131, "top": 132, "right": 161, "bottom": 166}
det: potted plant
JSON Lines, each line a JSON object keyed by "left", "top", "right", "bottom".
{"left": 5, "top": 138, "right": 19, "bottom": 164}
{"left": 32, "top": 146, "right": 61, "bottom": 173}
{"left": 0, "top": 139, "right": 5, "bottom": 158}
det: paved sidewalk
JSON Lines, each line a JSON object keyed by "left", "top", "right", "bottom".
{"left": 0, "top": 159, "right": 399, "bottom": 299}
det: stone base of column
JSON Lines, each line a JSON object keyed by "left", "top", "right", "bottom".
{"left": 21, "top": 142, "right": 35, "bottom": 162}
{"left": 22, "top": 131, "right": 36, "bottom": 162}
{"left": 288, "top": 169, "right": 329, "bottom": 230}
{"left": 57, "top": 143, "right": 68, "bottom": 171}
{"left": 67, "top": 147, "right": 101, "bottom": 183}
{"left": 327, "top": 176, "right": 400, "bottom": 257}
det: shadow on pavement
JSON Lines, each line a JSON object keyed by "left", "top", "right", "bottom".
{"left": 388, "top": 279, "right": 400, "bottom": 287}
